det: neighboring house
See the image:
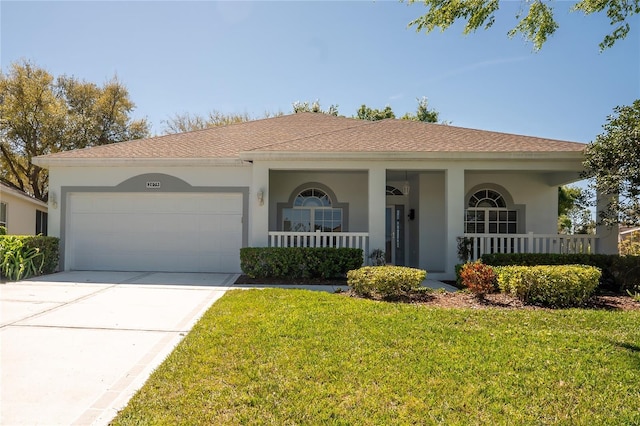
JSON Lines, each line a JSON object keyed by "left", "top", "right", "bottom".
{"left": 0, "top": 182, "right": 48, "bottom": 235}
{"left": 32, "top": 113, "right": 617, "bottom": 280}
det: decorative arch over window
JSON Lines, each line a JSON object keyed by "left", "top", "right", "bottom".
{"left": 278, "top": 183, "right": 348, "bottom": 232}
{"left": 386, "top": 185, "right": 403, "bottom": 196}
{"left": 465, "top": 185, "right": 521, "bottom": 234}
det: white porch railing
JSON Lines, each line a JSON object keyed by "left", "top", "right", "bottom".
{"left": 269, "top": 231, "right": 369, "bottom": 251}
{"left": 463, "top": 232, "right": 599, "bottom": 261}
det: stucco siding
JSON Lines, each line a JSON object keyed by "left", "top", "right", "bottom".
{"left": 46, "top": 165, "right": 252, "bottom": 239}
{"left": 0, "top": 191, "right": 44, "bottom": 235}
{"left": 465, "top": 172, "right": 558, "bottom": 234}
{"left": 268, "top": 171, "right": 368, "bottom": 232}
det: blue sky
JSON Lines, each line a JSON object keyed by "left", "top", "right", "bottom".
{"left": 1, "top": 1, "right": 638, "bottom": 143}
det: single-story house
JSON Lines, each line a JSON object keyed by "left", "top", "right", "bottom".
{"left": 33, "top": 113, "right": 618, "bottom": 280}
{"left": 0, "top": 182, "right": 48, "bottom": 235}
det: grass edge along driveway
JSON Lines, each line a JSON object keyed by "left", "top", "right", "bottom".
{"left": 113, "top": 289, "right": 640, "bottom": 425}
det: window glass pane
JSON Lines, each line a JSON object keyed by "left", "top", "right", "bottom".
{"left": 465, "top": 223, "right": 476, "bottom": 233}
{"left": 477, "top": 211, "right": 485, "bottom": 221}
{"left": 508, "top": 211, "right": 517, "bottom": 221}
{"left": 489, "top": 211, "right": 497, "bottom": 221}
{"left": 499, "top": 223, "right": 507, "bottom": 233}
{"left": 489, "top": 223, "right": 497, "bottom": 234}
{"left": 0, "top": 202, "right": 6, "bottom": 226}
{"left": 508, "top": 223, "right": 517, "bottom": 233}
{"left": 499, "top": 211, "right": 507, "bottom": 221}
{"left": 477, "top": 224, "right": 485, "bottom": 233}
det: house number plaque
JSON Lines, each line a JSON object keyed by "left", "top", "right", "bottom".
{"left": 146, "top": 181, "right": 161, "bottom": 189}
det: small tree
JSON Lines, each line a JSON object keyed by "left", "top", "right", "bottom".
{"left": 583, "top": 100, "right": 640, "bottom": 227}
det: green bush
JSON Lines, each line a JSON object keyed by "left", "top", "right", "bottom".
{"left": 0, "top": 235, "right": 59, "bottom": 281}
{"left": 240, "top": 247, "right": 363, "bottom": 279}
{"left": 347, "top": 266, "right": 427, "bottom": 297}
{"left": 459, "top": 261, "right": 496, "bottom": 296}
{"left": 496, "top": 265, "right": 601, "bottom": 307}
{"left": 480, "top": 253, "right": 640, "bottom": 292}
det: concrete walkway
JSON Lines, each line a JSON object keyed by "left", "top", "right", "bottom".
{"left": 1, "top": 271, "right": 456, "bottom": 425}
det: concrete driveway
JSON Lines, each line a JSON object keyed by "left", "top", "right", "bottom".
{"left": 0, "top": 271, "right": 237, "bottom": 426}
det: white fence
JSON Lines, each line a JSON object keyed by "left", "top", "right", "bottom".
{"left": 463, "top": 232, "right": 599, "bottom": 261}
{"left": 268, "top": 231, "right": 369, "bottom": 252}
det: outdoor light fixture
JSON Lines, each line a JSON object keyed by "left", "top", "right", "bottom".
{"left": 257, "top": 190, "right": 264, "bottom": 206}
{"left": 403, "top": 171, "right": 410, "bottom": 196}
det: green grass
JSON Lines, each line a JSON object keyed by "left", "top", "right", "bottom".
{"left": 113, "top": 289, "right": 640, "bottom": 425}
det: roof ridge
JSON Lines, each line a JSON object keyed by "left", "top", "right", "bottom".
{"left": 246, "top": 116, "right": 377, "bottom": 152}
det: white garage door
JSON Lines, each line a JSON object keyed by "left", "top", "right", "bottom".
{"left": 67, "top": 192, "right": 243, "bottom": 273}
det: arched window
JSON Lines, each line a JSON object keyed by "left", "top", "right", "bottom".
{"left": 465, "top": 188, "right": 517, "bottom": 234}
{"left": 283, "top": 187, "right": 343, "bottom": 232}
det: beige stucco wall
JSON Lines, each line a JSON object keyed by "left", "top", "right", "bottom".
{"left": 465, "top": 172, "right": 558, "bottom": 234}
{"left": 0, "top": 189, "right": 47, "bottom": 235}
{"left": 268, "top": 170, "right": 368, "bottom": 232}
{"left": 46, "top": 165, "right": 252, "bottom": 240}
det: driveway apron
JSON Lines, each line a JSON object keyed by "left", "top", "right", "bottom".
{"left": 0, "top": 271, "right": 235, "bottom": 426}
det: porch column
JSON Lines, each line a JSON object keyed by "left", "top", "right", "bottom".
{"left": 249, "top": 163, "right": 269, "bottom": 247}
{"left": 368, "top": 164, "right": 386, "bottom": 262}
{"left": 595, "top": 190, "right": 619, "bottom": 254}
{"left": 445, "top": 167, "right": 465, "bottom": 279}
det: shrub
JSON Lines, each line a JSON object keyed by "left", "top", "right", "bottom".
{"left": 495, "top": 265, "right": 601, "bottom": 307}
{"left": 0, "top": 235, "right": 59, "bottom": 281}
{"left": 347, "top": 266, "right": 426, "bottom": 297}
{"left": 480, "top": 253, "right": 640, "bottom": 292}
{"left": 240, "top": 247, "right": 363, "bottom": 279}
{"left": 459, "top": 261, "right": 496, "bottom": 296}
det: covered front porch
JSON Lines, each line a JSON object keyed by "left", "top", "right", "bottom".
{"left": 248, "top": 161, "right": 617, "bottom": 281}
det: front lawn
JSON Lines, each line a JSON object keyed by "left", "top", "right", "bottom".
{"left": 113, "top": 289, "right": 640, "bottom": 425}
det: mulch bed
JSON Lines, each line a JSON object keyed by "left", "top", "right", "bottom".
{"left": 234, "top": 275, "right": 640, "bottom": 311}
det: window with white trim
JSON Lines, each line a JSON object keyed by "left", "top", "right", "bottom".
{"left": 0, "top": 202, "right": 6, "bottom": 228}
{"left": 465, "top": 189, "right": 518, "bottom": 234}
{"left": 282, "top": 188, "right": 343, "bottom": 232}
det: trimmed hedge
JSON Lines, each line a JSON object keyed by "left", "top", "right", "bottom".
{"left": 0, "top": 235, "right": 59, "bottom": 281}
{"left": 347, "top": 265, "right": 427, "bottom": 297}
{"left": 481, "top": 253, "right": 640, "bottom": 292}
{"left": 496, "top": 265, "right": 601, "bottom": 307}
{"left": 240, "top": 247, "right": 363, "bottom": 279}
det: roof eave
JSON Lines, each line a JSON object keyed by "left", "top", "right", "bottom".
{"left": 32, "top": 157, "right": 251, "bottom": 168}
{"left": 239, "top": 150, "right": 586, "bottom": 162}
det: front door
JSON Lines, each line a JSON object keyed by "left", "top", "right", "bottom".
{"left": 385, "top": 205, "right": 405, "bottom": 265}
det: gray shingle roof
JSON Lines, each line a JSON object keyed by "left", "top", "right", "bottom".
{"left": 35, "top": 113, "right": 585, "bottom": 161}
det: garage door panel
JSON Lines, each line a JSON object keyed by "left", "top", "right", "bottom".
{"left": 67, "top": 193, "right": 243, "bottom": 273}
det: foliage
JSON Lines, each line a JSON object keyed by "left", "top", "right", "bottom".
{"left": 369, "top": 248, "right": 386, "bottom": 266}
{"left": 482, "top": 252, "right": 640, "bottom": 292}
{"left": 583, "top": 100, "right": 640, "bottom": 227}
{"left": 0, "top": 60, "right": 149, "bottom": 201}
{"left": 0, "top": 235, "right": 59, "bottom": 280}
{"left": 619, "top": 230, "right": 640, "bottom": 255}
{"left": 459, "top": 261, "right": 496, "bottom": 296}
{"left": 557, "top": 185, "right": 594, "bottom": 234}
{"left": 400, "top": 96, "right": 439, "bottom": 123}
{"left": 496, "top": 265, "right": 601, "bottom": 307}
{"left": 355, "top": 104, "right": 395, "bottom": 121}
{"left": 456, "top": 236, "right": 473, "bottom": 262}
{"left": 347, "top": 265, "right": 426, "bottom": 297}
{"left": 113, "top": 289, "right": 640, "bottom": 425}
{"left": 0, "top": 226, "right": 6, "bottom": 236}
{"left": 405, "top": 0, "right": 639, "bottom": 51}
{"left": 240, "top": 247, "right": 362, "bottom": 279}
{"left": 162, "top": 110, "right": 284, "bottom": 134}
{"left": 292, "top": 100, "right": 339, "bottom": 116}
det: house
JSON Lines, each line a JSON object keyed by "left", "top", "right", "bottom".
{"left": 32, "top": 113, "right": 617, "bottom": 280}
{"left": 0, "top": 182, "right": 48, "bottom": 235}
